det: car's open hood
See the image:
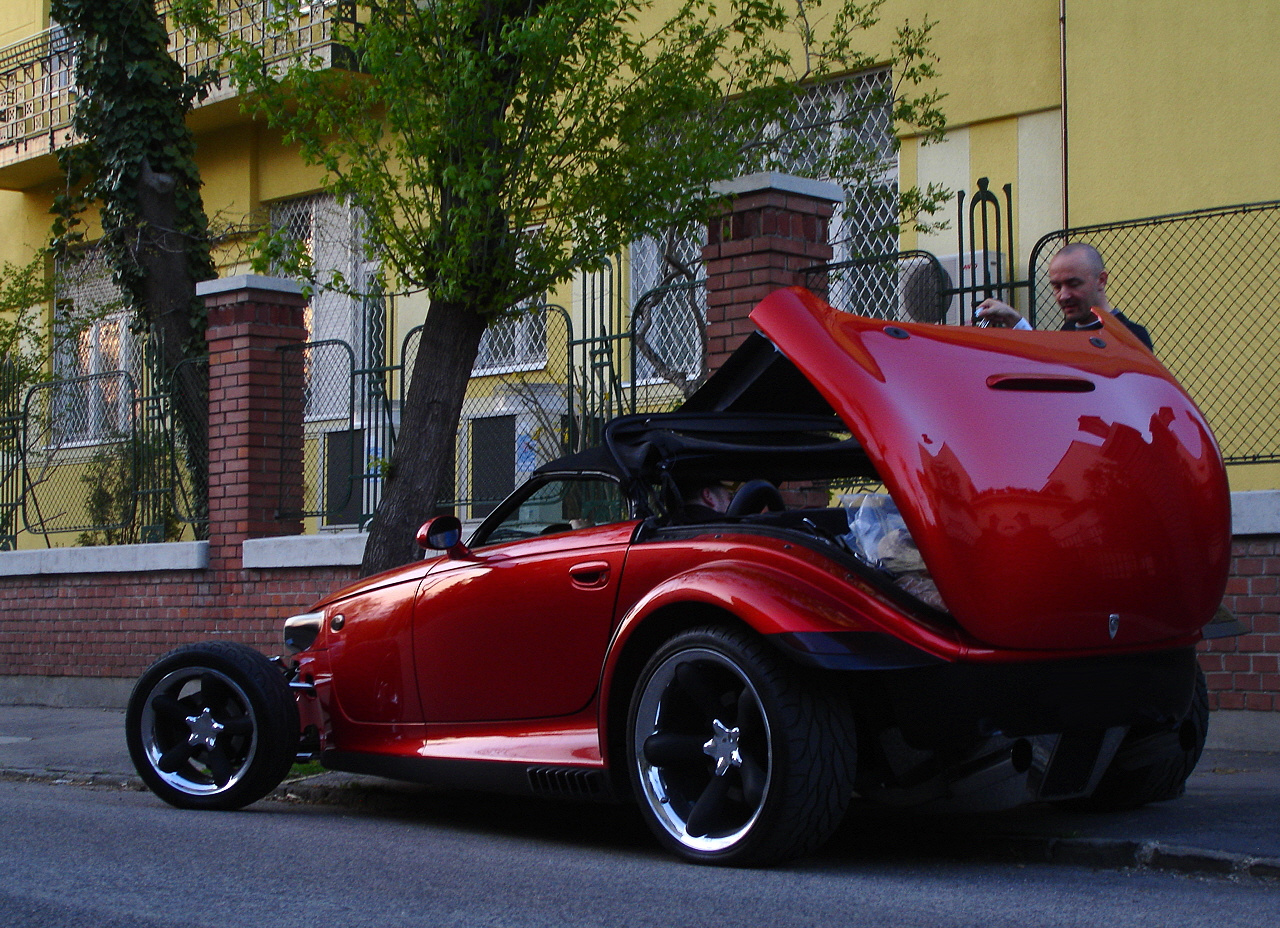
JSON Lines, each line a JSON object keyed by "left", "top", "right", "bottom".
{"left": 693, "top": 287, "right": 1231, "bottom": 651}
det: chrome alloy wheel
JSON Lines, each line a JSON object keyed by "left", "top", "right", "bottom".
{"left": 632, "top": 646, "right": 773, "bottom": 854}
{"left": 138, "top": 665, "right": 260, "bottom": 797}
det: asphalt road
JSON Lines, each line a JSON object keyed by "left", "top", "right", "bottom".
{"left": 1, "top": 778, "right": 1277, "bottom": 928}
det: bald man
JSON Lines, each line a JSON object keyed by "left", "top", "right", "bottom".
{"left": 976, "top": 243, "right": 1153, "bottom": 350}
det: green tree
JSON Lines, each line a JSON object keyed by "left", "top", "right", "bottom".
{"left": 50, "top": 0, "right": 217, "bottom": 525}
{"left": 178, "top": 0, "right": 946, "bottom": 574}
{"left": 0, "top": 256, "right": 54, "bottom": 390}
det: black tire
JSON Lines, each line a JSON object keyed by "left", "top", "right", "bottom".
{"left": 626, "top": 625, "right": 856, "bottom": 866}
{"left": 1075, "top": 667, "right": 1210, "bottom": 812}
{"left": 125, "top": 641, "right": 300, "bottom": 810}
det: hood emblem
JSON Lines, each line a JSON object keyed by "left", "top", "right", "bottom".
{"left": 1108, "top": 614, "right": 1120, "bottom": 639}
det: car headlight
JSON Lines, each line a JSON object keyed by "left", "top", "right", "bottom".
{"left": 283, "top": 611, "right": 325, "bottom": 654}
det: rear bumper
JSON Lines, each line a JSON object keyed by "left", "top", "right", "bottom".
{"left": 880, "top": 647, "right": 1200, "bottom": 746}
{"left": 772, "top": 631, "right": 1199, "bottom": 743}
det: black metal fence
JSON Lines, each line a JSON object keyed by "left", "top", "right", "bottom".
{"left": 806, "top": 250, "right": 954, "bottom": 324}
{"left": 0, "top": 356, "right": 208, "bottom": 548}
{"left": 0, "top": 361, "right": 25, "bottom": 549}
{"left": 807, "top": 197, "right": 1280, "bottom": 468}
{"left": 282, "top": 282, "right": 697, "bottom": 528}
{"left": 280, "top": 304, "right": 585, "bottom": 528}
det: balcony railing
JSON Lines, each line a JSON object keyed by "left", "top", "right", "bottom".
{"left": 0, "top": 26, "right": 76, "bottom": 165}
{"left": 0, "top": 2, "right": 357, "bottom": 184}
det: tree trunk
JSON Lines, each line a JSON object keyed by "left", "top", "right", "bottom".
{"left": 134, "top": 158, "right": 210, "bottom": 526}
{"left": 360, "top": 297, "right": 489, "bottom": 575}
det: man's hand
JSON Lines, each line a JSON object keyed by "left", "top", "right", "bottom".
{"left": 975, "top": 298, "right": 1025, "bottom": 328}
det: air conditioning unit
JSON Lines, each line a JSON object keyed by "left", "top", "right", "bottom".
{"left": 897, "top": 252, "right": 1004, "bottom": 326}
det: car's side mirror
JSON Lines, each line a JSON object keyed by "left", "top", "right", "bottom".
{"left": 416, "top": 515, "right": 467, "bottom": 555}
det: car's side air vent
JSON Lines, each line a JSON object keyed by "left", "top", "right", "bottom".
{"left": 526, "top": 766, "right": 610, "bottom": 800}
{"left": 986, "top": 374, "right": 1095, "bottom": 392}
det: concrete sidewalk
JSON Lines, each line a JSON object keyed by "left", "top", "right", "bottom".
{"left": 0, "top": 703, "right": 1276, "bottom": 879}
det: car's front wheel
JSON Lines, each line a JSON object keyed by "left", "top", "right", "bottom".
{"left": 627, "top": 625, "right": 855, "bottom": 866}
{"left": 126, "top": 641, "right": 299, "bottom": 810}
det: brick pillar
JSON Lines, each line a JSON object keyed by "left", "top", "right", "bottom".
{"left": 198, "top": 275, "right": 308, "bottom": 574}
{"left": 702, "top": 172, "right": 843, "bottom": 373}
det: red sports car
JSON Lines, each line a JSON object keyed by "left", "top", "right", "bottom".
{"left": 126, "top": 287, "right": 1234, "bottom": 866}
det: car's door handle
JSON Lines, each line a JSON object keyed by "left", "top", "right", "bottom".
{"left": 569, "top": 561, "right": 611, "bottom": 589}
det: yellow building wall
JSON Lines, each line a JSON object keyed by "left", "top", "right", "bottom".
{"left": 1066, "top": 0, "right": 1280, "bottom": 224}
{"left": 0, "top": 1, "right": 44, "bottom": 47}
{"left": 0, "top": 188, "right": 56, "bottom": 266}
{"left": 1061, "top": 1, "right": 1280, "bottom": 491}
{"left": 888, "top": 0, "right": 1064, "bottom": 283}
{"left": 867, "top": 0, "right": 1061, "bottom": 129}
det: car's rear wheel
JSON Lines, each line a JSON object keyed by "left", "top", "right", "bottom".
{"left": 126, "top": 641, "right": 299, "bottom": 810}
{"left": 1072, "top": 667, "right": 1210, "bottom": 812}
{"left": 627, "top": 625, "right": 855, "bottom": 866}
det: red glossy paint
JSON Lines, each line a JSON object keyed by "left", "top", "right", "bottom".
{"left": 749, "top": 287, "right": 1231, "bottom": 651}
{"left": 611, "top": 533, "right": 964, "bottom": 653}
{"left": 322, "top": 563, "right": 431, "bottom": 724}
{"left": 410, "top": 522, "right": 633, "bottom": 721}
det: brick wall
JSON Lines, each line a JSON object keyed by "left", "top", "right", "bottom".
{"left": 1201, "top": 537, "right": 1280, "bottom": 711}
{"left": 0, "top": 566, "right": 355, "bottom": 681}
{"left": 0, "top": 275, "right": 359, "bottom": 689}
{"left": 702, "top": 173, "right": 840, "bottom": 371}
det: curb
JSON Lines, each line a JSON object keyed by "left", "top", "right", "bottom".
{"left": 5, "top": 767, "right": 1279, "bottom": 881}
{"left": 969, "top": 832, "right": 1280, "bottom": 882}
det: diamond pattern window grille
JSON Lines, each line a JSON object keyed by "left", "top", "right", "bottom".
{"left": 269, "top": 192, "right": 381, "bottom": 421}
{"left": 50, "top": 245, "right": 136, "bottom": 446}
{"left": 628, "top": 71, "right": 898, "bottom": 387}
{"left": 474, "top": 308, "right": 548, "bottom": 375}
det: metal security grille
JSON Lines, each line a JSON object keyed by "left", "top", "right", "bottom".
{"left": 0, "top": 239, "right": 211, "bottom": 544}
{"left": 805, "top": 250, "right": 952, "bottom": 324}
{"left": 629, "top": 227, "right": 705, "bottom": 392}
{"left": 628, "top": 71, "right": 897, "bottom": 399}
{"left": 20, "top": 371, "right": 137, "bottom": 537}
{"left": 280, "top": 334, "right": 400, "bottom": 528}
{"left": 51, "top": 246, "right": 136, "bottom": 446}
{"left": 1029, "top": 201, "right": 1280, "bottom": 465}
{"left": 474, "top": 310, "right": 548, "bottom": 374}
{"left": 16, "top": 348, "right": 206, "bottom": 543}
{"left": 0, "top": 361, "right": 22, "bottom": 549}
{"left": 784, "top": 72, "right": 898, "bottom": 261}
{"left": 631, "top": 277, "right": 707, "bottom": 399}
{"left": 269, "top": 192, "right": 384, "bottom": 417}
